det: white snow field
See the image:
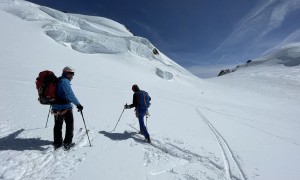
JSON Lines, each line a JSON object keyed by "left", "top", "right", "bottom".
{"left": 0, "top": 0, "right": 299, "bottom": 180}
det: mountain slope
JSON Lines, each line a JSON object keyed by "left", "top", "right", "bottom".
{"left": 0, "top": 1, "right": 300, "bottom": 180}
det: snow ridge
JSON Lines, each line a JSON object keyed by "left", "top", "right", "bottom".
{"left": 2, "top": 0, "right": 193, "bottom": 79}
{"left": 218, "top": 42, "right": 300, "bottom": 76}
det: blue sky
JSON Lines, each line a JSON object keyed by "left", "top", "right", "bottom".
{"left": 26, "top": 0, "right": 300, "bottom": 77}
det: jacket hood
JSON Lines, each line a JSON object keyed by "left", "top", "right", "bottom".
{"left": 132, "top": 84, "right": 140, "bottom": 92}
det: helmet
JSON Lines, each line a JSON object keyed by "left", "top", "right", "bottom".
{"left": 63, "top": 66, "right": 75, "bottom": 73}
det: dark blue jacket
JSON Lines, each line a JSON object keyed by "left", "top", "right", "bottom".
{"left": 51, "top": 74, "right": 80, "bottom": 110}
{"left": 129, "top": 90, "right": 151, "bottom": 114}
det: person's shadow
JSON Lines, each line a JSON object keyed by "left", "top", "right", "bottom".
{"left": 99, "top": 130, "right": 144, "bottom": 143}
{"left": 0, "top": 129, "right": 52, "bottom": 151}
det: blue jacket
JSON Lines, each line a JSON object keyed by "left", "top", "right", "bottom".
{"left": 51, "top": 74, "right": 80, "bottom": 110}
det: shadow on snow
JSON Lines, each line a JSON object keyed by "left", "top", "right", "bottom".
{"left": 0, "top": 129, "right": 52, "bottom": 151}
{"left": 99, "top": 130, "right": 144, "bottom": 143}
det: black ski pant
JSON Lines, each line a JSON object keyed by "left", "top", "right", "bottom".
{"left": 53, "top": 109, "right": 74, "bottom": 145}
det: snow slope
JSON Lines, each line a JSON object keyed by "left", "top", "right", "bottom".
{"left": 0, "top": 0, "right": 300, "bottom": 180}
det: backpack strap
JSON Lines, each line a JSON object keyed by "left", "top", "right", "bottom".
{"left": 143, "top": 92, "right": 148, "bottom": 107}
{"left": 54, "top": 77, "right": 70, "bottom": 105}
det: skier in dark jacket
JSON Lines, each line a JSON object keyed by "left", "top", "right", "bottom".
{"left": 125, "top": 84, "right": 151, "bottom": 143}
{"left": 51, "top": 66, "right": 83, "bottom": 149}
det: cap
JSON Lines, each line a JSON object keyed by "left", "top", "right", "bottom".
{"left": 63, "top": 66, "right": 75, "bottom": 73}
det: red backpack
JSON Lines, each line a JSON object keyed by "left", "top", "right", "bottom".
{"left": 35, "top": 70, "right": 59, "bottom": 105}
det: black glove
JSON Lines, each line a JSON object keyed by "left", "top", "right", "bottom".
{"left": 77, "top": 104, "right": 83, "bottom": 112}
{"left": 124, "top": 104, "right": 130, "bottom": 109}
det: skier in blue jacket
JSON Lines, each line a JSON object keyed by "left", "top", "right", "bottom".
{"left": 125, "top": 84, "right": 151, "bottom": 143}
{"left": 52, "top": 66, "right": 83, "bottom": 149}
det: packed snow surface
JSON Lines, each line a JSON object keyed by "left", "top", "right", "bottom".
{"left": 0, "top": 1, "right": 300, "bottom": 180}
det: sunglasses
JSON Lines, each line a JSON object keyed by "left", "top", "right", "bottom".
{"left": 67, "top": 72, "right": 75, "bottom": 75}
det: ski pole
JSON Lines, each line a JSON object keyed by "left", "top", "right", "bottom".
{"left": 45, "top": 106, "right": 52, "bottom": 128}
{"left": 145, "top": 115, "right": 149, "bottom": 130}
{"left": 145, "top": 111, "right": 150, "bottom": 130}
{"left": 112, "top": 107, "right": 125, "bottom": 132}
{"left": 80, "top": 110, "right": 92, "bottom": 147}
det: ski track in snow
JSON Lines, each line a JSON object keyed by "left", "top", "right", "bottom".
{"left": 0, "top": 127, "right": 91, "bottom": 180}
{"left": 128, "top": 124, "right": 225, "bottom": 180}
{"left": 195, "top": 108, "right": 247, "bottom": 180}
{"left": 202, "top": 106, "right": 300, "bottom": 146}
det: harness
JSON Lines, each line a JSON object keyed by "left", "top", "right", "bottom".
{"left": 51, "top": 109, "right": 69, "bottom": 116}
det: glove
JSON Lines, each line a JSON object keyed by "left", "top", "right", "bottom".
{"left": 77, "top": 104, "right": 83, "bottom": 112}
{"left": 124, "top": 104, "right": 130, "bottom": 109}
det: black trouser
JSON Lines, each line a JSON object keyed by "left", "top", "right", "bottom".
{"left": 53, "top": 109, "right": 74, "bottom": 144}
